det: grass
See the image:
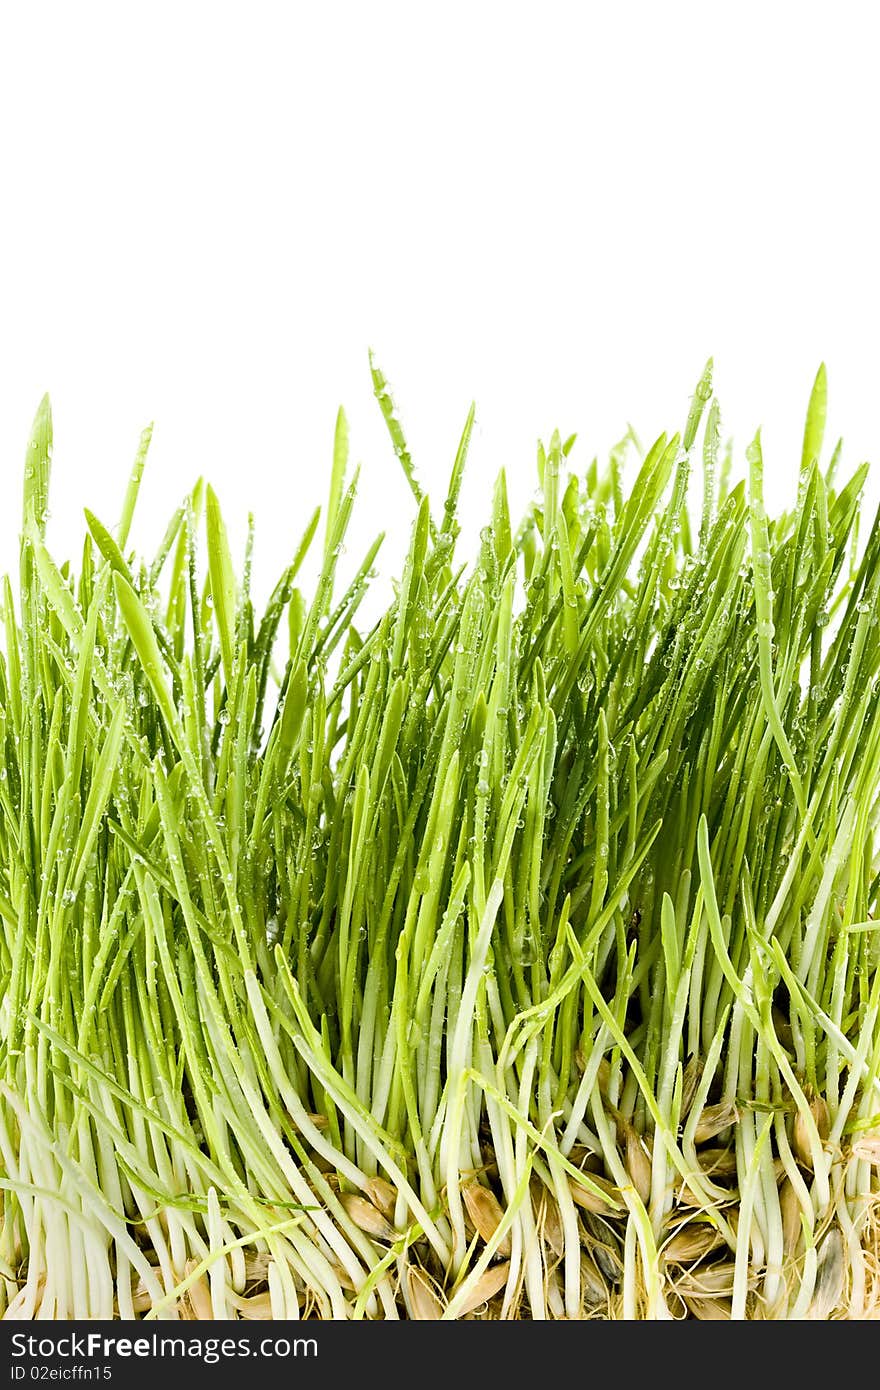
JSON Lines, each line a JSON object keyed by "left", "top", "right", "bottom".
{"left": 0, "top": 359, "right": 878, "bottom": 1320}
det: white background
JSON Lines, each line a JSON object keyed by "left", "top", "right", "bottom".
{"left": 1, "top": 2, "right": 878, "bottom": 611}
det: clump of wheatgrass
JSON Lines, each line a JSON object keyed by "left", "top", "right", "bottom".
{"left": 1, "top": 360, "right": 878, "bottom": 1322}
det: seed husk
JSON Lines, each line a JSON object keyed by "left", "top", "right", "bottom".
{"left": 693, "top": 1100, "right": 739, "bottom": 1145}
{"left": 568, "top": 1171, "right": 622, "bottom": 1217}
{"left": 129, "top": 1277, "right": 153, "bottom": 1314}
{"left": 580, "top": 1212, "right": 623, "bottom": 1284}
{"left": 245, "top": 1251, "right": 271, "bottom": 1283}
{"left": 811, "top": 1223, "right": 845, "bottom": 1317}
{"left": 457, "top": 1260, "right": 511, "bottom": 1316}
{"left": 673, "top": 1262, "right": 739, "bottom": 1297}
{"left": 462, "top": 1182, "right": 512, "bottom": 1257}
{"left": 568, "top": 1145, "right": 604, "bottom": 1173}
{"left": 339, "top": 1192, "right": 397, "bottom": 1243}
{"left": 677, "top": 1175, "right": 738, "bottom": 1208}
{"left": 793, "top": 1093, "right": 830, "bottom": 1169}
{"left": 680, "top": 1054, "right": 704, "bottom": 1119}
{"left": 664, "top": 1222, "right": 724, "bottom": 1264}
{"left": 184, "top": 1259, "right": 213, "bottom": 1320}
{"left": 697, "top": 1145, "right": 738, "bottom": 1178}
{"left": 237, "top": 1291, "right": 274, "bottom": 1319}
{"left": 580, "top": 1253, "right": 608, "bottom": 1308}
{"left": 622, "top": 1121, "right": 653, "bottom": 1204}
{"left": 685, "top": 1295, "right": 732, "bottom": 1320}
{"left": 531, "top": 1178, "right": 564, "bottom": 1258}
{"left": 808, "top": 1226, "right": 845, "bottom": 1319}
{"left": 406, "top": 1265, "right": 444, "bottom": 1320}
{"left": 364, "top": 1176, "right": 398, "bottom": 1221}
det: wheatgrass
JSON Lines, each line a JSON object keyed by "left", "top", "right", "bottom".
{"left": 0, "top": 363, "right": 878, "bottom": 1321}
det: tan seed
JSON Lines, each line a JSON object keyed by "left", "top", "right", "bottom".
{"left": 568, "top": 1145, "right": 604, "bottom": 1174}
{"left": 664, "top": 1222, "right": 723, "bottom": 1264}
{"left": 364, "top": 1176, "right": 398, "bottom": 1221}
{"left": 568, "top": 1171, "right": 621, "bottom": 1217}
{"left": 622, "top": 1122, "right": 652, "bottom": 1204}
{"left": 779, "top": 1177, "right": 802, "bottom": 1257}
{"left": 697, "top": 1145, "right": 738, "bottom": 1177}
{"left": 406, "top": 1266, "right": 444, "bottom": 1320}
{"left": 581, "top": 1212, "right": 623, "bottom": 1285}
{"left": 457, "top": 1260, "right": 510, "bottom": 1316}
{"left": 580, "top": 1253, "right": 608, "bottom": 1308}
{"left": 462, "top": 1182, "right": 512, "bottom": 1257}
{"left": 339, "top": 1192, "right": 396, "bottom": 1243}
{"left": 693, "top": 1100, "right": 739, "bottom": 1145}
{"left": 676, "top": 1182, "right": 701, "bottom": 1208}
{"left": 589, "top": 1238, "right": 623, "bottom": 1287}
{"left": 531, "top": 1178, "right": 564, "bottom": 1258}
{"left": 686, "top": 1295, "right": 732, "bottom": 1320}
{"left": 680, "top": 1055, "right": 704, "bottom": 1119}
{"left": 793, "top": 1093, "right": 830, "bottom": 1169}
{"left": 676, "top": 1174, "right": 738, "bottom": 1208}
{"left": 674, "top": 1261, "right": 738, "bottom": 1297}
